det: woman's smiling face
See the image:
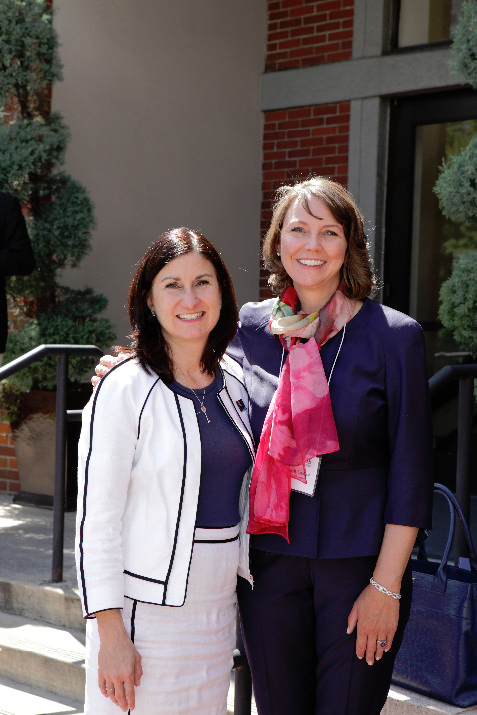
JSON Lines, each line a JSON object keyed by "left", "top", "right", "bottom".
{"left": 279, "top": 195, "right": 348, "bottom": 312}
{"left": 147, "top": 251, "right": 222, "bottom": 352}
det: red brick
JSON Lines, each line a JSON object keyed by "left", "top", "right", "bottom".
{"left": 8, "top": 481, "right": 20, "bottom": 493}
{"left": 279, "top": 38, "right": 302, "bottom": 50}
{"left": 328, "top": 29, "right": 353, "bottom": 41}
{"left": 277, "top": 120, "right": 301, "bottom": 130}
{"left": 264, "top": 150, "right": 287, "bottom": 161}
{"left": 1, "top": 471, "right": 19, "bottom": 482}
{"left": 266, "top": 110, "right": 289, "bottom": 121}
{"left": 326, "top": 113, "right": 350, "bottom": 125}
{"left": 313, "top": 105, "right": 338, "bottom": 117}
{"left": 269, "top": 29, "right": 291, "bottom": 42}
{"left": 0, "top": 446, "right": 13, "bottom": 457}
{"left": 0, "top": 481, "right": 6, "bottom": 490}
{"left": 329, "top": 9, "right": 354, "bottom": 21}
{"left": 303, "top": 12, "right": 328, "bottom": 25}
{"left": 0, "top": 423, "right": 11, "bottom": 434}
{"left": 287, "top": 107, "right": 312, "bottom": 120}
{"left": 273, "top": 160, "right": 298, "bottom": 169}
{"left": 326, "top": 50, "right": 351, "bottom": 62}
{"left": 288, "top": 128, "right": 312, "bottom": 139}
{"left": 280, "top": 17, "right": 304, "bottom": 29}
{"left": 282, "top": 0, "right": 305, "bottom": 7}
{"left": 277, "top": 139, "right": 300, "bottom": 149}
{"left": 288, "top": 148, "right": 313, "bottom": 158}
{"left": 290, "top": 6, "right": 320, "bottom": 17}
{"left": 269, "top": 10, "right": 289, "bottom": 21}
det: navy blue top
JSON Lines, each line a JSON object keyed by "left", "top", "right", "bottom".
{"left": 227, "top": 297, "right": 434, "bottom": 559}
{"left": 171, "top": 372, "right": 252, "bottom": 528}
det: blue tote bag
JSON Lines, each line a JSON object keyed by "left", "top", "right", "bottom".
{"left": 392, "top": 483, "right": 477, "bottom": 708}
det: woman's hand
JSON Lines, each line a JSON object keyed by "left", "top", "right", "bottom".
{"left": 92, "top": 354, "right": 126, "bottom": 388}
{"left": 347, "top": 583, "right": 399, "bottom": 665}
{"left": 347, "top": 523, "right": 418, "bottom": 665}
{"left": 96, "top": 609, "right": 143, "bottom": 711}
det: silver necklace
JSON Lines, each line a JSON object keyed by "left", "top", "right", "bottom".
{"left": 188, "top": 384, "right": 211, "bottom": 424}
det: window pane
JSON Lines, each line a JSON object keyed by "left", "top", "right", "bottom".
{"left": 397, "top": 0, "right": 462, "bottom": 47}
{"left": 411, "top": 119, "right": 477, "bottom": 374}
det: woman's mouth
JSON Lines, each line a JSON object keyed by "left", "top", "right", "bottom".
{"left": 177, "top": 312, "right": 205, "bottom": 320}
{"left": 297, "top": 259, "right": 325, "bottom": 267}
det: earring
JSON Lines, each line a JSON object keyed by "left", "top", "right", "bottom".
{"left": 150, "top": 309, "right": 156, "bottom": 317}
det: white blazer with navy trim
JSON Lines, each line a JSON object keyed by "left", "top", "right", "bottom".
{"left": 75, "top": 354, "right": 254, "bottom": 618}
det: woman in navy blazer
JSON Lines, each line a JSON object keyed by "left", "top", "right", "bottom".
{"left": 229, "top": 177, "right": 434, "bottom": 715}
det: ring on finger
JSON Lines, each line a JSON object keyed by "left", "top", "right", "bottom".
{"left": 377, "top": 639, "right": 387, "bottom": 648}
{"left": 105, "top": 686, "right": 115, "bottom": 692}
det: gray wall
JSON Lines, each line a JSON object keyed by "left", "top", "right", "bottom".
{"left": 53, "top": 0, "right": 266, "bottom": 344}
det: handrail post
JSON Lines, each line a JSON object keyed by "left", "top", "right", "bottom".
{"left": 454, "top": 375, "right": 474, "bottom": 565}
{"left": 52, "top": 354, "right": 68, "bottom": 583}
{"left": 234, "top": 661, "right": 252, "bottom": 715}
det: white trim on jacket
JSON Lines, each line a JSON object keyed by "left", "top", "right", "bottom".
{"left": 75, "top": 354, "right": 254, "bottom": 618}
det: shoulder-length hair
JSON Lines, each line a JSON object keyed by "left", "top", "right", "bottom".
{"left": 127, "top": 227, "right": 238, "bottom": 381}
{"left": 262, "top": 176, "right": 377, "bottom": 299}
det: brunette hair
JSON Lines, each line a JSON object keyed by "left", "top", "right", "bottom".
{"left": 262, "top": 176, "right": 377, "bottom": 299}
{"left": 126, "top": 227, "right": 238, "bottom": 381}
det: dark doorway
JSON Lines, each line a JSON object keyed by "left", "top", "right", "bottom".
{"left": 384, "top": 89, "right": 477, "bottom": 377}
{"left": 385, "top": 89, "right": 477, "bottom": 492}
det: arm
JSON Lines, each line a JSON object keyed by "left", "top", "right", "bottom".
{"left": 75, "top": 364, "right": 142, "bottom": 709}
{"left": 347, "top": 319, "right": 434, "bottom": 665}
{"left": 0, "top": 195, "right": 35, "bottom": 276}
{"left": 347, "top": 523, "right": 418, "bottom": 665}
{"left": 95, "top": 609, "right": 142, "bottom": 712}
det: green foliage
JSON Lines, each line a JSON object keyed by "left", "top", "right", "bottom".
{"left": 0, "top": 0, "right": 62, "bottom": 117}
{"left": 439, "top": 252, "right": 477, "bottom": 358}
{"left": 4, "top": 288, "right": 116, "bottom": 392}
{"left": 434, "top": 134, "right": 477, "bottom": 224}
{"left": 0, "top": 113, "right": 69, "bottom": 196}
{"left": 449, "top": 0, "right": 477, "bottom": 90}
{"left": 0, "top": 0, "right": 116, "bottom": 409}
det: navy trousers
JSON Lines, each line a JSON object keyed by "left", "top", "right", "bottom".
{"left": 237, "top": 551, "right": 412, "bottom": 715}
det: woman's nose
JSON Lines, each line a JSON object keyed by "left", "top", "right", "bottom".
{"left": 307, "top": 231, "right": 322, "bottom": 249}
{"left": 181, "top": 288, "right": 200, "bottom": 306}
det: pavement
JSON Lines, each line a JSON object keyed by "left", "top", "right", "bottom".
{"left": 0, "top": 491, "right": 476, "bottom": 715}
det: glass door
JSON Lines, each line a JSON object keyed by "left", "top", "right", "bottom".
{"left": 384, "top": 90, "right": 477, "bottom": 377}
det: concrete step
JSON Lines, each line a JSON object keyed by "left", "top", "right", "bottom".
{"left": 0, "top": 610, "right": 85, "bottom": 702}
{"left": 0, "top": 579, "right": 84, "bottom": 631}
{"left": 0, "top": 674, "right": 84, "bottom": 715}
{"left": 383, "top": 686, "right": 477, "bottom": 714}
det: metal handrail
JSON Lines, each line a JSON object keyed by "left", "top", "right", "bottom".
{"left": 429, "top": 364, "right": 477, "bottom": 564}
{"left": 0, "top": 344, "right": 103, "bottom": 582}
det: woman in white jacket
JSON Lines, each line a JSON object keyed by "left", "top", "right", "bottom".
{"left": 75, "top": 227, "right": 254, "bottom": 715}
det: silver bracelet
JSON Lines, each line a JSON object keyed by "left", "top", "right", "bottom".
{"left": 370, "top": 577, "right": 401, "bottom": 600}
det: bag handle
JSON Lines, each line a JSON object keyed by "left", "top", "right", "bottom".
{"left": 433, "top": 483, "right": 477, "bottom": 592}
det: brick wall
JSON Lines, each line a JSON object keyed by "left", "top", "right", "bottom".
{"left": 0, "top": 302, "right": 31, "bottom": 493}
{"left": 260, "top": 0, "right": 354, "bottom": 298}
{"left": 266, "top": 0, "right": 354, "bottom": 72}
{"left": 0, "top": 422, "right": 19, "bottom": 494}
{"left": 260, "top": 101, "right": 350, "bottom": 298}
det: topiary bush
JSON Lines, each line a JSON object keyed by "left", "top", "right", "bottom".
{"left": 0, "top": 0, "right": 115, "bottom": 398}
{"left": 439, "top": 252, "right": 477, "bottom": 358}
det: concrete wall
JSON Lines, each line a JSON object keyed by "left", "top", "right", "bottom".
{"left": 52, "top": 0, "right": 266, "bottom": 344}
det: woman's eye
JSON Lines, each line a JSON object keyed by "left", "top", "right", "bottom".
{"left": 165, "top": 282, "right": 180, "bottom": 289}
{"left": 196, "top": 279, "right": 210, "bottom": 286}
{"left": 290, "top": 226, "right": 304, "bottom": 233}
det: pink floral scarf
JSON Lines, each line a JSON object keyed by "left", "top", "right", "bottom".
{"left": 247, "top": 283, "right": 356, "bottom": 541}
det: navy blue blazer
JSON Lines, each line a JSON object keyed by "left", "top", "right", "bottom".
{"left": 0, "top": 193, "right": 35, "bottom": 352}
{"left": 228, "top": 297, "right": 434, "bottom": 560}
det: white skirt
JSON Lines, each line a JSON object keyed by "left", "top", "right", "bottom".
{"left": 84, "top": 525, "right": 240, "bottom": 715}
